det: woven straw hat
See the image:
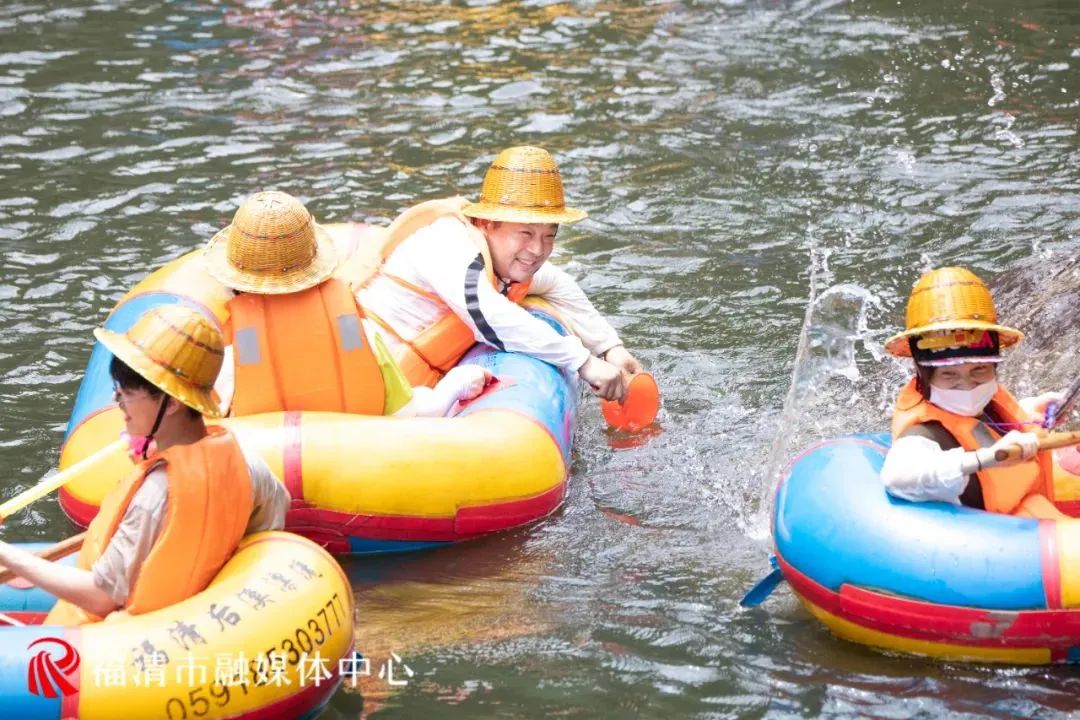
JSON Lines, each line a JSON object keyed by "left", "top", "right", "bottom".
{"left": 884, "top": 266, "right": 1023, "bottom": 358}
{"left": 204, "top": 191, "right": 336, "bottom": 294}
{"left": 462, "top": 146, "right": 587, "bottom": 225}
{"left": 95, "top": 305, "right": 225, "bottom": 418}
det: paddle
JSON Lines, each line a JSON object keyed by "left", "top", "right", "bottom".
{"left": 0, "top": 531, "right": 86, "bottom": 586}
{"left": 601, "top": 372, "right": 660, "bottom": 430}
{"left": 739, "top": 556, "right": 782, "bottom": 608}
{"left": 994, "top": 430, "right": 1080, "bottom": 463}
{"left": 0, "top": 439, "right": 124, "bottom": 524}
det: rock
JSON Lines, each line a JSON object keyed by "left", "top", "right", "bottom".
{"left": 991, "top": 253, "right": 1080, "bottom": 396}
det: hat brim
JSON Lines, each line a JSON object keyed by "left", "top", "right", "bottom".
{"left": 884, "top": 321, "right": 1024, "bottom": 358}
{"left": 917, "top": 354, "right": 1005, "bottom": 367}
{"left": 461, "top": 201, "right": 587, "bottom": 225}
{"left": 203, "top": 222, "right": 338, "bottom": 295}
{"left": 94, "top": 327, "right": 223, "bottom": 419}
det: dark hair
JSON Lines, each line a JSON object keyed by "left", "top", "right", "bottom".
{"left": 110, "top": 355, "right": 162, "bottom": 396}
{"left": 914, "top": 364, "right": 934, "bottom": 400}
{"left": 109, "top": 355, "right": 200, "bottom": 418}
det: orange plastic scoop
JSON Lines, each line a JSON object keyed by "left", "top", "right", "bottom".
{"left": 601, "top": 372, "right": 660, "bottom": 430}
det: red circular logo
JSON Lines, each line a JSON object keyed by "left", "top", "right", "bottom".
{"left": 27, "top": 637, "right": 80, "bottom": 698}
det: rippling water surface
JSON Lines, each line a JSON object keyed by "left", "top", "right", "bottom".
{"left": 1, "top": 0, "right": 1078, "bottom": 717}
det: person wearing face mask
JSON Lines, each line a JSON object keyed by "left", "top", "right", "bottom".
{"left": 880, "top": 266, "right": 1067, "bottom": 520}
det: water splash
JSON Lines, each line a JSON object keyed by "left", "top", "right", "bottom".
{"left": 745, "top": 283, "right": 875, "bottom": 541}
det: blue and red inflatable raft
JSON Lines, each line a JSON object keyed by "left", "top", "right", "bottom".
{"left": 773, "top": 433, "right": 1080, "bottom": 664}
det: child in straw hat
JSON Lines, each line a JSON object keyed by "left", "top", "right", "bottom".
{"left": 205, "top": 191, "right": 490, "bottom": 419}
{"left": 352, "top": 146, "right": 644, "bottom": 403}
{"left": 0, "top": 306, "right": 289, "bottom": 625}
{"left": 880, "top": 267, "right": 1067, "bottom": 519}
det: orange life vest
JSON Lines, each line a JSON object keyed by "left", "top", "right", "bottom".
{"left": 227, "top": 277, "right": 385, "bottom": 415}
{"left": 891, "top": 379, "right": 1053, "bottom": 515}
{"left": 338, "top": 197, "right": 531, "bottom": 388}
{"left": 45, "top": 427, "right": 253, "bottom": 626}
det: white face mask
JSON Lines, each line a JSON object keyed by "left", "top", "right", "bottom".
{"left": 929, "top": 380, "right": 998, "bottom": 417}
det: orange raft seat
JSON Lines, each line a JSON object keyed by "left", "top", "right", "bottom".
{"left": 58, "top": 224, "right": 579, "bottom": 554}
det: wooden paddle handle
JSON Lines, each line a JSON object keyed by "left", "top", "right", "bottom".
{"left": 0, "top": 532, "right": 86, "bottom": 586}
{"left": 994, "top": 430, "right": 1080, "bottom": 462}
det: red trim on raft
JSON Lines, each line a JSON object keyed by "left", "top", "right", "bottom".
{"left": 456, "top": 480, "right": 566, "bottom": 535}
{"left": 283, "top": 411, "right": 306, "bottom": 506}
{"left": 60, "top": 627, "right": 82, "bottom": 719}
{"left": 0, "top": 611, "right": 47, "bottom": 626}
{"left": 1056, "top": 500, "right": 1080, "bottom": 518}
{"left": 778, "top": 553, "right": 1080, "bottom": 650}
{"left": 58, "top": 486, "right": 97, "bottom": 528}
{"left": 1040, "top": 520, "right": 1063, "bottom": 609}
{"left": 286, "top": 480, "right": 566, "bottom": 544}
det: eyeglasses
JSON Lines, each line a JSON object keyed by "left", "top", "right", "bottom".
{"left": 112, "top": 385, "right": 156, "bottom": 405}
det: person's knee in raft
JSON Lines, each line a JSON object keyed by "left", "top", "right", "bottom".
{"left": 205, "top": 190, "right": 475, "bottom": 418}
{"left": 0, "top": 306, "right": 289, "bottom": 625}
{"left": 351, "top": 145, "right": 644, "bottom": 404}
{"left": 880, "top": 266, "right": 1066, "bottom": 520}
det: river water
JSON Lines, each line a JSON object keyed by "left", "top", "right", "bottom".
{"left": 1, "top": 0, "right": 1078, "bottom": 717}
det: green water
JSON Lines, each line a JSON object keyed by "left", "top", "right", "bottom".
{"left": 1, "top": 0, "right": 1078, "bottom": 717}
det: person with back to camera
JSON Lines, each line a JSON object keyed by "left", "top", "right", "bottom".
{"left": 204, "top": 190, "right": 493, "bottom": 420}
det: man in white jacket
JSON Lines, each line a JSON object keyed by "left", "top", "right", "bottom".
{"left": 354, "top": 146, "right": 643, "bottom": 402}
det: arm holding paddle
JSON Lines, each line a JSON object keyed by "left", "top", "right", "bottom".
{"left": 0, "top": 439, "right": 126, "bottom": 618}
{"left": 962, "top": 388, "right": 1078, "bottom": 469}
{"left": 0, "top": 539, "right": 117, "bottom": 618}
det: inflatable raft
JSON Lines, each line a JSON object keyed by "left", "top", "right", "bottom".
{"left": 58, "top": 224, "right": 579, "bottom": 554}
{"left": 0, "top": 531, "right": 355, "bottom": 719}
{"left": 773, "top": 433, "right": 1080, "bottom": 664}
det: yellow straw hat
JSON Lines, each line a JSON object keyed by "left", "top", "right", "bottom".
{"left": 884, "top": 266, "right": 1024, "bottom": 359}
{"left": 462, "top": 146, "right": 587, "bottom": 225}
{"left": 94, "top": 305, "right": 225, "bottom": 418}
{"left": 204, "top": 190, "right": 336, "bottom": 294}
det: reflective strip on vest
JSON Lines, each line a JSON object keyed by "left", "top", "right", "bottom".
{"left": 337, "top": 314, "right": 365, "bottom": 351}
{"left": 235, "top": 326, "right": 261, "bottom": 365}
{"left": 227, "top": 278, "right": 386, "bottom": 416}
